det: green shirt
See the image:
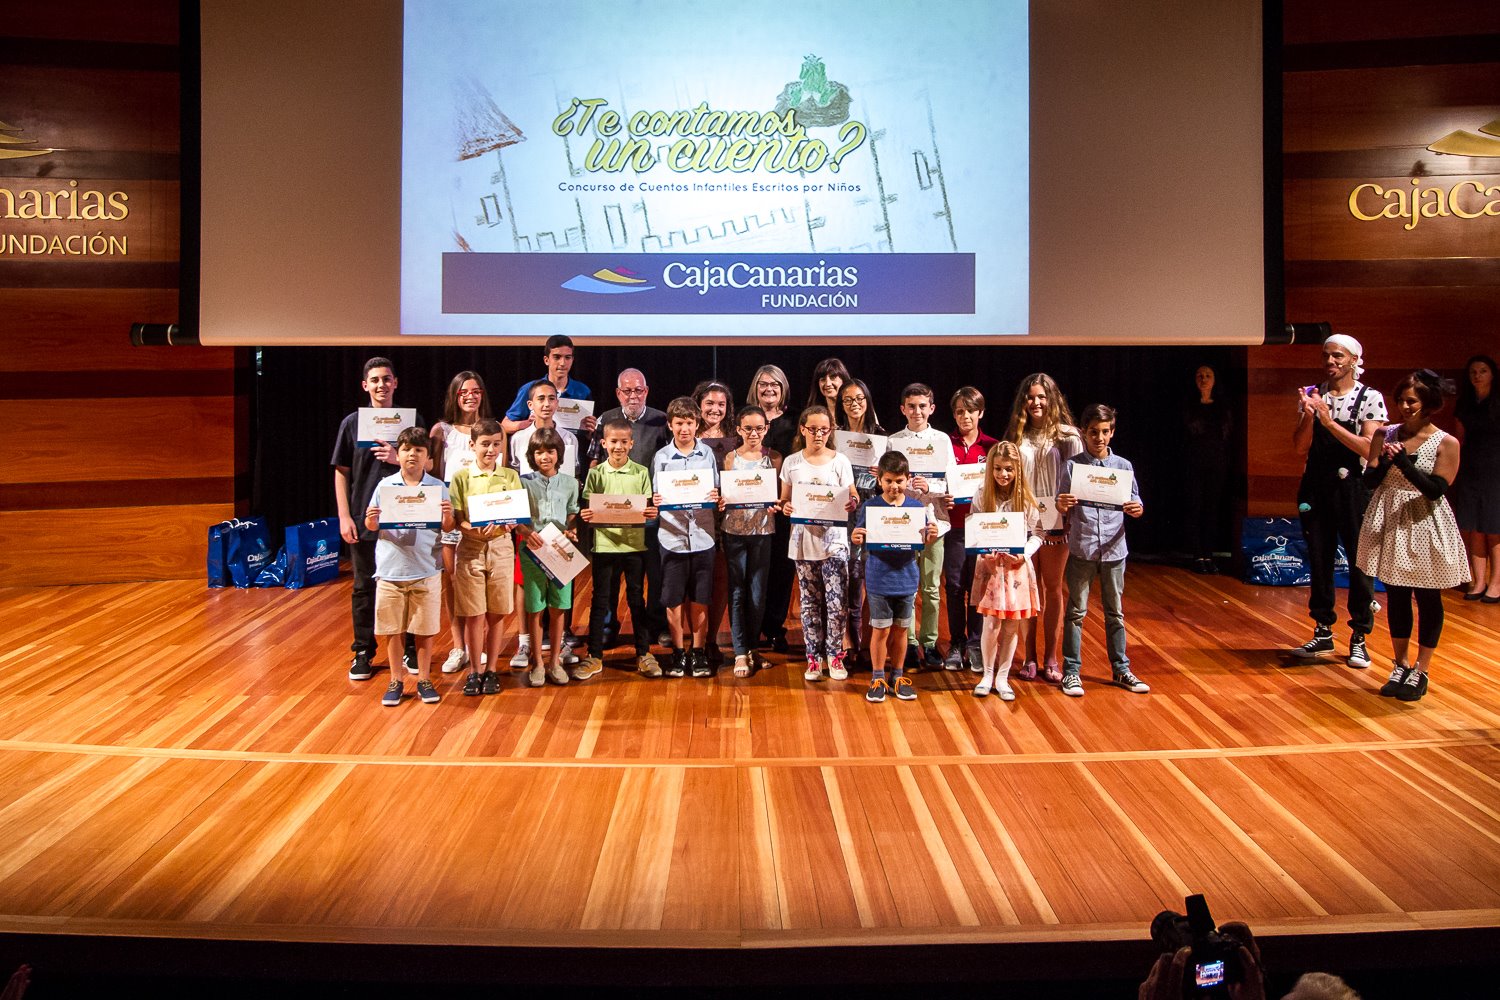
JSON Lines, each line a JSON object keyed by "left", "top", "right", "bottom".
{"left": 450, "top": 464, "right": 522, "bottom": 523}
{"left": 521, "top": 471, "right": 579, "bottom": 532}
{"left": 583, "top": 459, "right": 653, "bottom": 552}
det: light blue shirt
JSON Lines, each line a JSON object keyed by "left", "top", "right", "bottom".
{"left": 1059, "top": 450, "right": 1140, "bottom": 563}
{"left": 374, "top": 472, "right": 448, "bottom": 581}
{"left": 652, "top": 439, "right": 719, "bottom": 553}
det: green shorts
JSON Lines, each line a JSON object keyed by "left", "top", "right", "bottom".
{"left": 521, "top": 549, "right": 573, "bottom": 613}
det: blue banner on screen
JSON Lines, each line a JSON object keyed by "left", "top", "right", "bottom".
{"left": 402, "top": 0, "right": 1027, "bottom": 340}
{"left": 442, "top": 253, "right": 974, "bottom": 316}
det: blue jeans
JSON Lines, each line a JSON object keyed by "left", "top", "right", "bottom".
{"left": 723, "top": 533, "right": 772, "bottom": 656}
{"left": 1062, "top": 554, "right": 1129, "bottom": 676}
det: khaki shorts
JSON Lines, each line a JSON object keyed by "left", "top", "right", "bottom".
{"left": 374, "top": 574, "right": 442, "bottom": 636}
{"left": 453, "top": 535, "right": 516, "bottom": 617}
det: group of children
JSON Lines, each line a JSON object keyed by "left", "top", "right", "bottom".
{"left": 335, "top": 351, "right": 1151, "bottom": 708}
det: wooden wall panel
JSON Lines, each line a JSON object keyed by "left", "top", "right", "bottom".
{"left": 0, "top": 503, "right": 232, "bottom": 587}
{"left": 1285, "top": 3, "right": 1500, "bottom": 46}
{"left": 0, "top": 1, "right": 246, "bottom": 585}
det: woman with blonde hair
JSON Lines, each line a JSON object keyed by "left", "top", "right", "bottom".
{"left": 1003, "top": 373, "right": 1082, "bottom": 682}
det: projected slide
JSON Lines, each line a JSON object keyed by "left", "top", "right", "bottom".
{"left": 401, "top": 0, "right": 1028, "bottom": 340}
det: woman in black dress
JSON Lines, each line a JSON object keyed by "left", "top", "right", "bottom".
{"left": 1183, "top": 365, "right": 1232, "bottom": 573}
{"left": 1453, "top": 354, "right": 1500, "bottom": 601}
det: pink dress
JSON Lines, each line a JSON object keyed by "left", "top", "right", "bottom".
{"left": 970, "top": 502, "right": 1041, "bottom": 619}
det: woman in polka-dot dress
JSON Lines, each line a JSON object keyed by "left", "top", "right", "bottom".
{"left": 1357, "top": 370, "right": 1468, "bottom": 702}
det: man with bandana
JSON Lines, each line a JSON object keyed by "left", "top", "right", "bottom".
{"left": 1289, "top": 334, "right": 1387, "bottom": 667}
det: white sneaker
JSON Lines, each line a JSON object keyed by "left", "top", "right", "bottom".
{"left": 804, "top": 663, "right": 824, "bottom": 682}
{"left": 828, "top": 653, "right": 849, "bottom": 681}
{"left": 528, "top": 663, "right": 545, "bottom": 687}
{"left": 440, "top": 648, "right": 468, "bottom": 674}
{"left": 560, "top": 646, "right": 580, "bottom": 665}
{"left": 510, "top": 638, "right": 532, "bottom": 669}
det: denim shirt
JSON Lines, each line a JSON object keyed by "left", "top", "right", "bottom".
{"left": 1059, "top": 450, "right": 1140, "bottom": 562}
{"left": 652, "top": 440, "right": 720, "bottom": 553}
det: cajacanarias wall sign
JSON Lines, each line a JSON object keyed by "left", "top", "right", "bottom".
{"left": 1345, "top": 118, "right": 1500, "bottom": 231}
{"left": 1, "top": 119, "right": 132, "bottom": 257}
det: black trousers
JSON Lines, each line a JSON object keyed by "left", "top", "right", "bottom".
{"left": 1298, "top": 479, "right": 1375, "bottom": 634}
{"left": 591, "top": 551, "right": 651, "bottom": 655}
{"left": 1185, "top": 459, "right": 1228, "bottom": 557}
{"left": 762, "top": 515, "right": 794, "bottom": 642}
{"left": 350, "top": 537, "right": 377, "bottom": 655}
{"left": 1384, "top": 584, "right": 1444, "bottom": 648}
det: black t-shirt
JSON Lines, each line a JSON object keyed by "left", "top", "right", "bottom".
{"left": 765, "top": 412, "right": 797, "bottom": 460}
{"left": 330, "top": 409, "right": 426, "bottom": 541}
{"left": 590, "top": 406, "right": 669, "bottom": 467}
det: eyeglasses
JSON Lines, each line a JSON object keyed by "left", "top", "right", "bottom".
{"left": 618, "top": 387, "right": 647, "bottom": 396}
{"left": 843, "top": 395, "right": 866, "bottom": 404}
{"left": 740, "top": 425, "right": 766, "bottom": 435}
{"left": 802, "top": 427, "right": 831, "bottom": 436}
{"left": 755, "top": 380, "right": 781, "bottom": 390}
{"left": 457, "top": 388, "right": 483, "bottom": 397}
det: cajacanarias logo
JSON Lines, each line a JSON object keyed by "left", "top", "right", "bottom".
{"left": 1349, "top": 118, "right": 1500, "bottom": 230}
{"left": 562, "top": 265, "right": 656, "bottom": 294}
{"left": 0, "top": 120, "right": 53, "bottom": 161}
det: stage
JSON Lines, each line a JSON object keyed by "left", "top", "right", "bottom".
{"left": 1, "top": 564, "right": 1498, "bottom": 992}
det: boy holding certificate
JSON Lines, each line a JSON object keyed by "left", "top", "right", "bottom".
{"left": 364, "top": 427, "right": 454, "bottom": 706}
{"left": 945, "top": 386, "right": 999, "bottom": 672}
{"left": 652, "top": 397, "right": 721, "bottom": 678}
{"left": 888, "top": 383, "right": 956, "bottom": 670}
{"left": 518, "top": 427, "right": 582, "bottom": 687}
{"left": 449, "top": 419, "right": 524, "bottom": 697}
{"left": 1055, "top": 404, "right": 1150, "bottom": 698}
{"left": 851, "top": 452, "right": 938, "bottom": 703}
{"left": 579, "top": 418, "right": 661, "bottom": 678}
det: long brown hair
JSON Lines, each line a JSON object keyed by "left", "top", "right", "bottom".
{"left": 441, "top": 370, "right": 493, "bottom": 426}
{"left": 1004, "top": 373, "right": 1075, "bottom": 445}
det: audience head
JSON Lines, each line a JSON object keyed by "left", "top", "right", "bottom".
{"left": 1281, "top": 972, "right": 1361, "bottom": 1000}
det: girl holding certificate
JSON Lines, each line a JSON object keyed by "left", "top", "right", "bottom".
{"left": 722, "top": 405, "right": 782, "bottom": 677}
{"left": 430, "top": 371, "right": 491, "bottom": 676}
{"left": 839, "top": 377, "right": 887, "bottom": 667}
{"left": 778, "top": 407, "right": 859, "bottom": 683}
{"left": 969, "top": 441, "right": 1043, "bottom": 700}
{"left": 1004, "top": 373, "right": 1083, "bottom": 684}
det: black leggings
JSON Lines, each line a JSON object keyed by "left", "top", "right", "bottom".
{"left": 1383, "top": 585, "right": 1444, "bottom": 648}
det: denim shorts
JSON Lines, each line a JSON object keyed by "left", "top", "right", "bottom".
{"left": 867, "top": 591, "right": 915, "bottom": 629}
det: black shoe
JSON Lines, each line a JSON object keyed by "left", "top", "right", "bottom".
{"left": 705, "top": 644, "right": 724, "bottom": 667}
{"left": 1378, "top": 664, "right": 1409, "bottom": 697}
{"left": 1394, "top": 668, "right": 1428, "bottom": 702}
{"left": 1291, "top": 626, "right": 1334, "bottom": 658}
{"left": 1346, "top": 633, "right": 1371, "bottom": 669}
{"left": 402, "top": 641, "right": 418, "bottom": 675}
{"left": 463, "top": 670, "right": 483, "bottom": 697}
{"left": 665, "top": 650, "right": 687, "bottom": 678}
{"left": 922, "top": 645, "right": 944, "bottom": 669}
{"left": 481, "top": 669, "right": 500, "bottom": 695}
{"left": 691, "top": 648, "right": 713, "bottom": 678}
{"left": 349, "top": 651, "right": 375, "bottom": 681}
{"left": 907, "top": 644, "right": 923, "bottom": 671}
{"left": 771, "top": 634, "right": 791, "bottom": 654}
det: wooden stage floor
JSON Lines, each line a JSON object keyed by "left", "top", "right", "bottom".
{"left": 1, "top": 564, "right": 1497, "bottom": 956}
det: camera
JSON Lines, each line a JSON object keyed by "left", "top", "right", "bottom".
{"left": 1150, "top": 894, "right": 1242, "bottom": 998}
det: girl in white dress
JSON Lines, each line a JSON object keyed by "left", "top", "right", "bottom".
{"left": 1357, "top": 370, "right": 1468, "bottom": 702}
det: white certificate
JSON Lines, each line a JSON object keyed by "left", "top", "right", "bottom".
{"left": 889, "top": 436, "right": 948, "bottom": 475}
{"left": 553, "top": 397, "right": 594, "bottom": 431}
{"left": 865, "top": 506, "right": 926, "bottom": 551}
{"left": 588, "top": 493, "right": 647, "bottom": 525}
{"left": 790, "top": 482, "right": 848, "bottom": 526}
{"left": 965, "top": 511, "right": 1028, "bottom": 554}
{"left": 949, "top": 462, "right": 986, "bottom": 503}
{"left": 468, "top": 487, "right": 531, "bottom": 527}
{"left": 1072, "top": 466, "right": 1134, "bottom": 510}
{"left": 378, "top": 483, "right": 442, "bottom": 529}
{"left": 721, "top": 468, "right": 778, "bottom": 509}
{"left": 357, "top": 407, "right": 417, "bottom": 447}
{"left": 657, "top": 469, "right": 715, "bottom": 510}
{"left": 834, "top": 430, "right": 887, "bottom": 468}
{"left": 525, "top": 523, "right": 589, "bottom": 585}
{"left": 1035, "top": 494, "right": 1062, "bottom": 532}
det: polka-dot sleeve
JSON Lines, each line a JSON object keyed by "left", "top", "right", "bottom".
{"left": 1361, "top": 390, "right": 1387, "bottom": 423}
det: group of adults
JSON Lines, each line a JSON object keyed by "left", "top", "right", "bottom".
{"left": 1289, "top": 333, "right": 1494, "bottom": 702}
